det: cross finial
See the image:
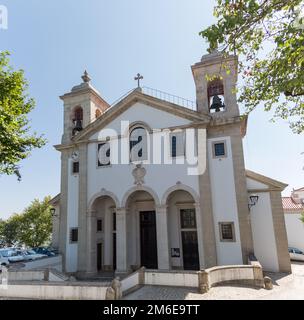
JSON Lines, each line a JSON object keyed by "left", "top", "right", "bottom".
{"left": 82, "top": 70, "right": 91, "bottom": 83}
{"left": 134, "top": 73, "right": 143, "bottom": 88}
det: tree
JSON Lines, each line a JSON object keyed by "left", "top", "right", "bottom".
{"left": 0, "top": 197, "right": 52, "bottom": 248}
{"left": 0, "top": 214, "right": 22, "bottom": 247}
{"left": 200, "top": 0, "right": 304, "bottom": 133}
{"left": 0, "top": 51, "right": 46, "bottom": 179}
{"left": 17, "top": 196, "right": 53, "bottom": 248}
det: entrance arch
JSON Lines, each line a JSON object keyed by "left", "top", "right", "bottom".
{"left": 124, "top": 189, "right": 158, "bottom": 270}
{"left": 165, "top": 188, "right": 200, "bottom": 270}
{"left": 87, "top": 194, "right": 117, "bottom": 273}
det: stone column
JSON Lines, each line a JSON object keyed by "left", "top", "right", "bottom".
{"left": 195, "top": 203, "right": 206, "bottom": 270}
{"left": 77, "top": 143, "right": 88, "bottom": 274}
{"left": 86, "top": 212, "right": 96, "bottom": 274}
{"left": 115, "top": 207, "right": 128, "bottom": 275}
{"left": 156, "top": 205, "right": 170, "bottom": 270}
{"left": 59, "top": 150, "right": 69, "bottom": 272}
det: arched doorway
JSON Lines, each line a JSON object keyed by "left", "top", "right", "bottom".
{"left": 124, "top": 190, "right": 158, "bottom": 269}
{"left": 88, "top": 195, "right": 117, "bottom": 273}
{"left": 166, "top": 190, "right": 200, "bottom": 270}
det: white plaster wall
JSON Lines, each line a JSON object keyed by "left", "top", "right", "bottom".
{"left": 284, "top": 213, "right": 304, "bottom": 252}
{"left": 90, "top": 102, "right": 191, "bottom": 139}
{"left": 87, "top": 102, "right": 199, "bottom": 207}
{"left": 66, "top": 160, "right": 79, "bottom": 273}
{"left": 208, "top": 137, "right": 243, "bottom": 265}
{"left": 249, "top": 191, "right": 279, "bottom": 272}
{"left": 246, "top": 178, "right": 268, "bottom": 190}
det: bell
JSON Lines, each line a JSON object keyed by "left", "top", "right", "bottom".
{"left": 72, "top": 119, "right": 83, "bottom": 135}
{"left": 210, "top": 95, "right": 224, "bottom": 112}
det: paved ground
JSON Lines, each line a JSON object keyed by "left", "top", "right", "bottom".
{"left": 123, "top": 262, "right": 304, "bottom": 300}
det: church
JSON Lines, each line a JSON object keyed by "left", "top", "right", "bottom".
{"left": 51, "top": 50, "right": 291, "bottom": 277}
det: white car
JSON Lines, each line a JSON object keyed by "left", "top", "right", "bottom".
{"left": 22, "top": 250, "right": 47, "bottom": 261}
{"left": 7, "top": 250, "right": 24, "bottom": 263}
{"left": 288, "top": 247, "right": 304, "bottom": 261}
{"left": 0, "top": 250, "right": 10, "bottom": 267}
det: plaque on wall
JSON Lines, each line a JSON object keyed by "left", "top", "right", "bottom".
{"left": 171, "top": 248, "right": 180, "bottom": 258}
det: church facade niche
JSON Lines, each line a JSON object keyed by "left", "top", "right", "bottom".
{"left": 207, "top": 78, "right": 225, "bottom": 113}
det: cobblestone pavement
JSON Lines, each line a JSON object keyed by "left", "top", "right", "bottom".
{"left": 123, "top": 262, "right": 304, "bottom": 300}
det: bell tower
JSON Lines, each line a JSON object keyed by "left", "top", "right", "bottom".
{"left": 60, "top": 71, "right": 110, "bottom": 144}
{"left": 191, "top": 50, "right": 239, "bottom": 118}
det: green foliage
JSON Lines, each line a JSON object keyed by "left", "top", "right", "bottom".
{"left": 200, "top": 0, "right": 304, "bottom": 133}
{"left": 300, "top": 212, "right": 304, "bottom": 224}
{"left": 0, "top": 51, "right": 46, "bottom": 179}
{"left": 0, "top": 196, "right": 53, "bottom": 248}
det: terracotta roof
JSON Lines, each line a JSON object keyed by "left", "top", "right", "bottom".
{"left": 282, "top": 197, "right": 304, "bottom": 212}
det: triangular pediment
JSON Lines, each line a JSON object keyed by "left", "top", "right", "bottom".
{"left": 73, "top": 89, "right": 210, "bottom": 142}
{"left": 246, "top": 170, "right": 288, "bottom": 191}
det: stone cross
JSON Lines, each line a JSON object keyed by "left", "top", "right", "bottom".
{"left": 134, "top": 73, "right": 143, "bottom": 88}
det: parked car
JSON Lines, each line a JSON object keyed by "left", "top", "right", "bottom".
{"left": 32, "top": 247, "right": 55, "bottom": 257}
{"left": 288, "top": 247, "right": 304, "bottom": 261}
{"left": 22, "top": 250, "right": 47, "bottom": 261}
{"left": 0, "top": 250, "right": 10, "bottom": 267}
{"left": 7, "top": 249, "right": 25, "bottom": 263}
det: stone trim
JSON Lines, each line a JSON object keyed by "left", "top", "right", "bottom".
{"left": 230, "top": 131, "right": 254, "bottom": 264}
{"left": 218, "top": 222, "right": 236, "bottom": 242}
{"left": 246, "top": 170, "right": 288, "bottom": 191}
{"left": 270, "top": 191, "right": 292, "bottom": 273}
{"left": 198, "top": 158, "right": 217, "bottom": 268}
{"left": 59, "top": 151, "right": 69, "bottom": 272}
{"left": 211, "top": 140, "right": 228, "bottom": 159}
{"left": 77, "top": 143, "right": 88, "bottom": 273}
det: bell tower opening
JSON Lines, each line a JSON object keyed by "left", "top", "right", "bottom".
{"left": 208, "top": 78, "right": 225, "bottom": 113}
{"left": 72, "top": 106, "right": 83, "bottom": 136}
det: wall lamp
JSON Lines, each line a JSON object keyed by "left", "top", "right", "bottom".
{"left": 248, "top": 194, "right": 259, "bottom": 210}
{"left": 50, "top": 207, "right": 58, "bottom": 217}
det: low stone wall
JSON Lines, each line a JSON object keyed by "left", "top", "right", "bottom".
{"left": 145, "top": 269, "right": 199, "bottom": 288}
{"left": 0, "top": 282, "right": 110, "bottom": 300}
{"left": 198, "top": 262, "right": 264, "bottom": 293}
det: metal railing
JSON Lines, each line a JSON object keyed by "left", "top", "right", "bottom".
{"left": 108, "top": 86, "right": 197, "bottom": 111}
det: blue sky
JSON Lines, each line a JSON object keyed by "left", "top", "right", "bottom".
{"left": 0, "top": 0, "right": 303, "bottom": 219}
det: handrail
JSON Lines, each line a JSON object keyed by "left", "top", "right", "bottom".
{"left": 142, "top": 86, "right": 197, "bottom": 110}
{"left": 108, "top": 86, "right": 197, "bottom": 112}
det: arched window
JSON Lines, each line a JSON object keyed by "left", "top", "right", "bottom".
{"left": 129, "top": 127, "right": 148, "bottom": 162}
{"left": 72, "top": 106, "right": 83, "bottom": 135}
{"left": 171, "top": 136, "right": 177, "bottom": 158}
{"left": 74, "top": 107, "right": 83, "bottom": 121}
{"left": 95, "top": 109, "right": 102, "bottom": 119}
{"left": 207, "top": 79, "right": 225, "bottom": 113}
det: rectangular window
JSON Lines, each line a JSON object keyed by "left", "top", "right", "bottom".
{"left": 70, "top": 228, "right": 78, "bottom": 243}
{"left": 170, "top": 132, "right": 185, "bottom": 158}
{"left": 97, "top": 219, "right": 102, "bottom": 232}
{"left": 72, "top": 161, "right": 79, "bottom": 174}
{"left": 219, "top": 222, "right": 235, "bottom": 242}
{"left": 113, "top": 212, "right": 116, "bottom": 231}
{"left": 171, "top": 136, "right": 177, "bottom": 158}
{"left": 180, "top": 209, "right": 196, "bottom": 229}
{"left": 212, "top": 141, "right": 226, "bottom": 158}
{"left": 97, "top": 143, "right": 111, "bottom": 167}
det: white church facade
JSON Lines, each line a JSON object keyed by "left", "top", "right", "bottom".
{"left": 51, "top": 51, "right": 291, "bottom": 277}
